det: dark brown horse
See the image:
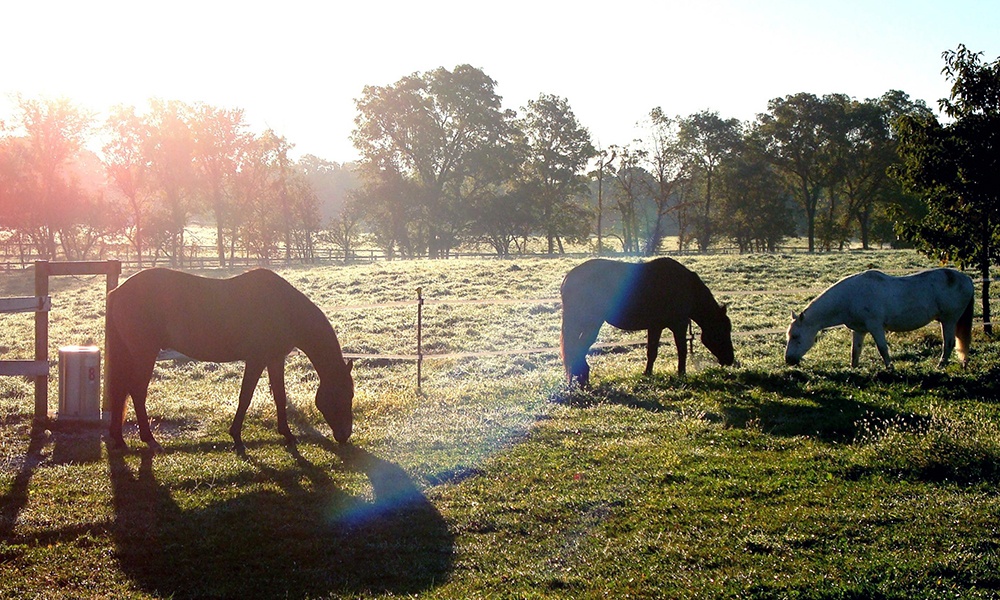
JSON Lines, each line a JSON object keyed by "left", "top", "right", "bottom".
{"left": 106, "top": 268, "right": 354, "bottom": 453}
{"left": 560, "top": 257, "right": 735, "bottom": 385}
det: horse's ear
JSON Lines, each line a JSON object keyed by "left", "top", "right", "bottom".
{"left": 346, "top": 358, "right": 354, "bottom": 373}
{"left": 720, "top": 302, "right": 728, "bottom": 315}
{"left": 791, "top": 311, "right": 800, "bottom": 322}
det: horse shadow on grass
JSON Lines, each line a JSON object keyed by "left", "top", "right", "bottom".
{"left": 555, "top": 364, "right": 1000, "bottom": 444}
{"left": 109, "top": 438, "right": 453, "bottom": 598}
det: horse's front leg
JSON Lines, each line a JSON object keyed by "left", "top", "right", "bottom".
{"left": 645, "top": 328, "right": 662, "bottom": 376}
{"left": 672, "top": 326, "right": 688, "bottom": 376}
{"left": 563, "top": 318, "right": 600, "bottom": 387}
{"left": 266, "top": 359, "right": 296, "bottom": 445}
{"left": 851, "top": 329, "right": 866, "bottom": 368}
{"left": 230, "top": 361, "right": 266, "bottom": 453}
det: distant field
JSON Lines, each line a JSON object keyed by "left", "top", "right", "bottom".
{"left": 2, "top": 250, "right": 999, "bottom": 598}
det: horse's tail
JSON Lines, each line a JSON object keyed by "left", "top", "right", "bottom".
{"left": 559, "top": 323, "right": 569, "bottom": 382}
{"left": 104, "top": 295, "right": 131, "bottom": 431}
{"left": 956, "top": 294, "right": 974, "bottom": 365}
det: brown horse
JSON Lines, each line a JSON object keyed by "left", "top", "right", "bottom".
{"left": 106, "top": 268, "right": 354, "bottom": 453}
{"left": 560, "top": 257, "right": 735, "bottom": 385}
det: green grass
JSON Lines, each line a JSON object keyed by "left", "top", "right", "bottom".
{"left": 2, "top": 251, "right": 1000, "bottom": 598}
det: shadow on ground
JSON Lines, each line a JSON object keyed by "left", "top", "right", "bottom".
{"left": 554, "top": 364, "right": 1000, "bottom": 443}
{"left": 108, "top": 441, "right": 453, "bottom": 598}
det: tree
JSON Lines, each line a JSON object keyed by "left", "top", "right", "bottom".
{"left": 588, "top": 147, "right": 616, "bottom": 254}
{"left": 352, "top": 64, "right": 514, "bottom": 257}
{"left": 757, "top": 93, "right": 842, "bottom": 252}
{"left": 608, "top": 144, "right": 647, "bottom": 254}
{"left": 716, "top": 137, "right": 795, "bottom": 252}
{"left": 143, "top": 99, "right": 196, "bottom": 265}
{"left": 678, "top": 110, "right": 742, "bottom": 251}
{"left": 324, "top": 195, "right": 365, "bottom": 260}
{"left": 298, "top": 155, "right": 360, "bottom": 223}
{"left": 466, "top": 185, "right": 535, "bottom": 256}
{"left": 190, "top": 104, "right": 248, "bottom": 266}
{"left": 3, "top": 96, "right": 94, "bottom": 259}
{"left": 104, "top": 104, "right": 155, "bottom": 266}
{"left": 643, "top": 108, "right": 690, "bottom": 253}
{"left": 892, "top": 45, "right": 1000, "bottom": 333}
{"left": 516, "top": 94, "right": 596, "bottom": 254}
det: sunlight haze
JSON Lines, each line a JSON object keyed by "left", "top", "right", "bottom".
{"left": 2, "top": 0, "right": 997, "bottom": 162}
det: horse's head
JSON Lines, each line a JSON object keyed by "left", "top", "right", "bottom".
{"left": 701, "top": 303, "right": 736, "bottom": 367}
{"left": 316, "top": 359, "right": 354, "bottom": 443}
{"left": 785, "top": 311, "right": 817, "bottom": 366}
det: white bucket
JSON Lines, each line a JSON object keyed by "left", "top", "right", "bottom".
{"left": 58, "top": 345, "right": 101, "bottom": 421}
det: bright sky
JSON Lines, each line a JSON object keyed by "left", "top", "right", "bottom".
{"left": 2, "top": 0, "right": 997, "bottom": 163}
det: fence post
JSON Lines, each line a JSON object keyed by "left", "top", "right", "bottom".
{"left": 416, "top": 287, "right": 424, "bottom": 389}
{"left": 33, "top": 260, "right": 49, "bottom": 433}
{"left": 103, "top": 260, "right": 121, "bottom": 419}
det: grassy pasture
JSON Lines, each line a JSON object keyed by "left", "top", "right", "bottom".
{"left": 1, "top": 251, "right": 1000, "bottom": 598}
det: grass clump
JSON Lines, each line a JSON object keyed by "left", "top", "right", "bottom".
{"left": 851, "top": 407, "right": 1000, "bottom": 484}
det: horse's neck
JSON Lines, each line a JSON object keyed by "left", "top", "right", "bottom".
{"left": 690, "top": 282, "right": 720, "bottom": 326}
{"left": 804, "top": 292, "right": 847, "bottom": 330}
{"left": 293, "top": 301, "right": 347, "bottom": 381}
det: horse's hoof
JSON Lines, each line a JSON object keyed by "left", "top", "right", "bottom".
{"left": 147, "top": 442, "right": 165, "bottom": 454}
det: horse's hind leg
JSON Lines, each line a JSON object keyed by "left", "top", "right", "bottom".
{"left": 266, "top": 359, "right": 296, "bottom": 445}
{"left": 671, "top": 327, "right": 688, "bottom": 376}
{"left": 645, "top": 328, "right": 662, "bottom": 376}
{"left": 869, "top": 327, "right": 892, "bottom": 369}
{"left": 107, "top": 352, "right": 132, "bottom": 451}
{"left": 938, "top": 320, "right": 957, "bottom": 367}
{"left": 129, "top": 356, "right": 162, "bottom": 453}
{"left": 230, "top": 360, "right": 266, "bottom": 452}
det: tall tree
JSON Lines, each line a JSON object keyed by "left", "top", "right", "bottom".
{"left": 678, "top": 110, "right": 742, "bottom": 251}
{"left": 104, "top": 104, "right": 154, "bottom": 265}
{"left": 757, "top": 93, "right": 842, "bottom": 252}
{"left": 716, "top": 135, "right": 795, "bottom": 252}
{"left": 517, "top": 93, "right": 595, "bottom": 254}
{"left": 352, "top": 64, "right": 513, "bottom": 257}
{"left": 608, "top": 144, "right": 647, "bottom": 254}
{"left": 838, "top": 92, "right": 932, "bottom": 249}
{"left": 642, "top": 108, "right": 689, "bottom": 253}
{"left": 5, "top": 96, "right": 93, "bottom": 258}
{"left": 892, "top": 45, "right": 1000, "bottom": 333}
{"left": 191, "top": 104, "right": 248, "bottom": 266}
{"left": 143, "top": 99, "right": 196, "bottom": 265}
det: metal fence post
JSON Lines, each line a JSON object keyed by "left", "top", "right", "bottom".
{"left": 417, "top": 287, "right": 424, "bottom": 389}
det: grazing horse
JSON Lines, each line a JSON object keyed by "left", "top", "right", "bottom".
{"left": 106, "top": 268, "right": 354, "bottom": 453}
{"left": 560, "top": 257, "right": 735, "bottom": 385}
{"left": 785, "top": 268, "right": 974, "bottom": 369}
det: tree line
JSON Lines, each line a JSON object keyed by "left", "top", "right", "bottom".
{"left": 0, "top": 97, "right": 354, "bottom": 266}
{"left": 350, "top": 67, "right": 936, "bottom": 258}
{"left": 0, "top": 45, "right": 996, "bottom": 269}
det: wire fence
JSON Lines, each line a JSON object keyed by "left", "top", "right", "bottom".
{"left": 329, "top": 271, "right": 996, "bottom": 387}
{"left": 333, "top": 286, "right": 826, "bottom": 388}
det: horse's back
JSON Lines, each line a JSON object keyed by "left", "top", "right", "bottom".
{"left": 108, "top": 268, "right": 300, "bottom": 362}
{"left": 562, "top": 257, "right": 697, "bottom": 329}
{"left": 825, "top": 268, "right": 972, "bottom": 331}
